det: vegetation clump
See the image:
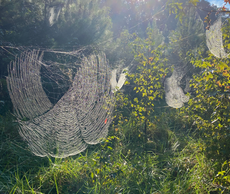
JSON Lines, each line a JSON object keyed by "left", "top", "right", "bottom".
{"left": 0, "top": 0, "right": 230, "bottom": 193}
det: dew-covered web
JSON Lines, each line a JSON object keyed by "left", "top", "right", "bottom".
{"left": 164, "top": 65, "right": 190, "bottom": 108}
{"left": 48, "top": 6, "right": 62, "bottom": 26}
{"left": 110, "top": 67, "right": 128, "bottom": 93}
{"left": 6, "top": 50, "right": 115, "bottom": 158}
{"left": 206, "top": 16, "right": 230, "bottom": 58}
{"left": 7, "top": 50, "right": 53, "bottom": 120}
{"left": 164, "top": 7, "right": 204, "bottom": 108}
{"left": 165, "top": 13, "right": 230, "bottom": 109}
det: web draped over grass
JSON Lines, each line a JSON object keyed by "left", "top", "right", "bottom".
{"left": 164, "top": 69, "right": 190, "bottom": 108}
{"left": 206, "top": 16, "right": 230, "bottom": 58}
{"left": 6, "top": 50, "right": 115, "bottom": 158}
{"left": 165, "top": 13, "right": 229, "bottom": 109}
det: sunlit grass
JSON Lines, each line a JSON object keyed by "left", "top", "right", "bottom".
{"left": 0, "top": 111, "right": 227, "bottom": 194}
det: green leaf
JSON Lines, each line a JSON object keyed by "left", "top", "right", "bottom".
{"left": 189, "top": 0, "right": 199, "bottom": 6}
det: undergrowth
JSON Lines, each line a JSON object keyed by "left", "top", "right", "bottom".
{"left": 0, "top": 109, "right": 228, "bottom": 194}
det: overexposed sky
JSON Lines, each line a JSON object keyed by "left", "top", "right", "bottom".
{"left": 206, "top": 0, "right": 230, "bottom": 8}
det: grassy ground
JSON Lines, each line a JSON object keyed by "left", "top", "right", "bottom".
{"left": 0, "top": 109, "right": 229, "bottom": 194}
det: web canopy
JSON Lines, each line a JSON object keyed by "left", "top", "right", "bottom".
{"left": 164, "top": 69, "right": 189, "bottom": 108}
{"left": 6, "top": 50, "right": 115, "bottom": 158}
{"left": 206, "top": 16, "right": 230, "bottom": 58}
{"left": 164, "top": 7, "right": 204, "bottom": 108}
{"left": 110, "top": 67, "right": 128, "bottom": 93}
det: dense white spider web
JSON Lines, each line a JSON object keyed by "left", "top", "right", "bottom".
{"left": 206, "top": 16, "right": 229, "bottom": 58}
{"left": 110, "top": 67, "right": 128, "bottom": 93}
{"left": 164, "top": 66, "right": 190, "bottom": 108}
{"left": 48, "top": 5, "right": 62, "bottom": 26}
{"left": 6, "top": 50, "right": 116, "bottom": 158}
{"left": 164, "top": 7, "right": 204, "bottom": 108}
{"left": 164, "top": 12, "right": 230, "bottom": 109}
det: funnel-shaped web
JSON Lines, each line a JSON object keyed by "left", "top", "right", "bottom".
{"left": 164, "top": 68, "right": 189, "bottom": 108}
{"left": 164, "top": 7, "right": 206, "bottom": 108}
{"left": 6, "top": 50, "right": 115, "bottom": 158}
{"left": 48, "top": 5, "right": 62, "bottom": 26}
{"left": 206, "top": 16, "right": 229, "bottom": 58}
{"left": 110, "top": 67, "right": 128, "bottom": 93}
{"left": 166, "top": 15, "right": 230, "bottom": 109}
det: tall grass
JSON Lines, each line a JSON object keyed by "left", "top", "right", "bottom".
{"left": 0, "top": 109, "right": 227, "bottom": 193}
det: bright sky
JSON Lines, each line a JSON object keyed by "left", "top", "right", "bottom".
{"left": 206, "top": 0, "right": 230, "bottom": 8}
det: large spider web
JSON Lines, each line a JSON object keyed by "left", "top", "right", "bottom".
{"left": 206, "top": 16, "right": 229, "bottom": 58}
{"left": 164, "top": 66, "right": 190, "bottom": 108}
{"left": 110, "top": 67, "right": 128, "bottom": 93}
{"left": 6, "top": 50, "right": 116, "bottom": 158}
{"left": 164, "top": 7, "right": 204, "bottom": 108}
{"left": 164, "top": 11, "right": 230, "bottom": 109}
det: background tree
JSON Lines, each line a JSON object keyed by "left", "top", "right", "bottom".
{"left": 0, "top": 0, "right": 113, "bottom": 75}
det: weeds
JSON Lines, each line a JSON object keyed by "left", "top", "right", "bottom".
{"left": 0, "top": 109, "right": 227, "bottom": 194}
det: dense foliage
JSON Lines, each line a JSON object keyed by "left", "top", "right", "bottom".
{"left": 1, "top": 0, "right": 230, "bottom": 193}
